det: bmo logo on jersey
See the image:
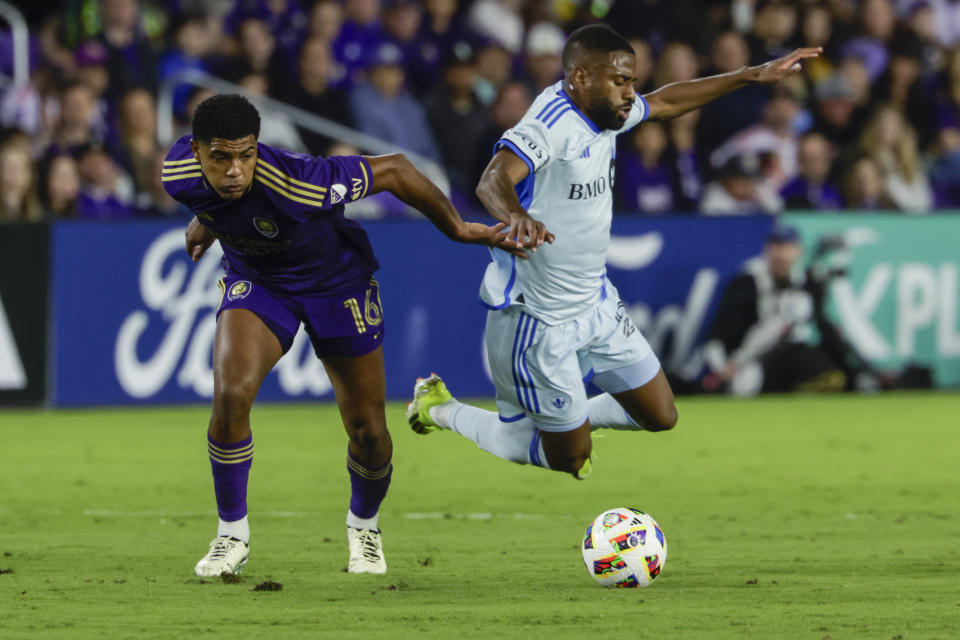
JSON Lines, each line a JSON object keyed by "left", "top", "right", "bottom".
{"left": 568, "top": 159, "right": 616, "bottom": 200}
{"left": 568, "top": 176, "right": 608, "bottom": 200}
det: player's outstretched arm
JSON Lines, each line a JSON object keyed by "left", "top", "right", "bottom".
{"left": 366, "top": 153, "right": 528, "bottom": 258}
{"left": 185, "top": 216, "right": 215, "bottom": 262}
{"left": 643, "top": 47, "right": 822, "bottom": 122}
{"left": 476, "top": 149, "right": 555, "bottom": 250}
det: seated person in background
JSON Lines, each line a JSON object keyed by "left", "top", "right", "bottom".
{"left": 615, "top": 122, "right": 676, "bottom": 214}
{"left": 780, "top": 131, "right": 842, "bottom": 210}
{"left": 75, "top": 143, "right": 136, "bottom": 219}
{"left": 0, "top": 141, "right": 43, "bottom": 222}
{"left": 856, "top": 104, "right": 932, "bottom": 212}
{"left": 700, "top": 153, "right": 783, "bottom": 215}
{"left": 702, "top": 225, "right": 846, "bottom": 396}
{"left": 350, "top": 42, "right": 441, "bottom": 162}
{"left": 37, "top": 153, "right": 81, "bottom": 218}
{"left": 709, "top": 85, "right": 802, "bottom": 191}
{"left": 842, "top": 154, "right": 895, "bottom": 210}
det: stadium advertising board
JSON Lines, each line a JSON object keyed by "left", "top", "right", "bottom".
{"left": 787, "top": 214, "right": 960, "bottom": 387}
{"left": 605, "top": 215, "right": 775, "bottom": 382}
{"left": 0, "top": 223, "right": 49, "bottom": 406}
{"left": 49, "top": 217, "right": 774, "bottom": 406}
{"left": 48, "top": 215, "right": 960, "bottom": 406}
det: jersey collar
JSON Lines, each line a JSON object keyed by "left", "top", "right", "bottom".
{"left": 558, "top": 89, "right": 602, "bottom": 134}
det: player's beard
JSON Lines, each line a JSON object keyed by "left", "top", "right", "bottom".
{"left": 586, "top": 96, "right": 627, "bottom": 131}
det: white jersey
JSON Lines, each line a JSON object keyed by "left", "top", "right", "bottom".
{"left": 479, "top": 81, "right": 649, "bottom": 324}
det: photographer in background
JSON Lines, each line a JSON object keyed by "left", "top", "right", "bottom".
{"left": 702, "top": 224, "right": 846, "bottom": 396}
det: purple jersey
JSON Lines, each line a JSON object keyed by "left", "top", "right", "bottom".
{"left": 162, "top": 136, "right": 378, "bottom": 295}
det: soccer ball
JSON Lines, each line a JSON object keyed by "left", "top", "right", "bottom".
{"left": 581, "top": 507, "right": 667, "bottom": 588}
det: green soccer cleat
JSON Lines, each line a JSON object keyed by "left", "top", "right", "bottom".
{"left": 573, "top": 455, "right": 593, "bottom": 480}
{"left": 406, "top": 373, "right": 453, "bottom": 434}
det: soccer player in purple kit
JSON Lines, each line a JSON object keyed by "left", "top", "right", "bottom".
{"left": 162, "top": 94, "right": 527, "bottom": 576}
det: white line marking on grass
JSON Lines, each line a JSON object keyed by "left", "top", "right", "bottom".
{"left": 81, "top": 509, "right": 556, "bottom": 520}
{"left": 403, "top": 512, "right": 543, "bottom": 520}
{"left": 82, "top": 509, "right": 311, "bottom": 518}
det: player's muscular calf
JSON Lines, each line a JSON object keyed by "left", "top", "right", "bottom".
{"left": 540, "top": 423, "right": 593, "bottom": 473}
{"left": 613, "top": 370, "right": 678, "bottom": 432}
{"left": 322, "top": 347, "right": 393, "bottom": 469}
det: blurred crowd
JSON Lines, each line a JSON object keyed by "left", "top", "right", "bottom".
{"left": 3, "top": 0, "right": 960, "bottom": 223}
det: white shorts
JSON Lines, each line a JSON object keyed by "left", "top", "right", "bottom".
{"left": 484, "top": 293, "right": 661, "bottom": 432}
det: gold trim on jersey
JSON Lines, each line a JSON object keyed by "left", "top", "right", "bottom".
{"left": 163, "top": 157, "right": 200, "bottom": 166}
{"left": 358, "top": 160, "right": 370, "bottom": 199}
{"left": 161, "top": 172, "right": 202, "bottom": 182}
{"left": 161, "top": 163, "right": 201, "bottom": 175}
{"left": 256, "top": 159, "right": 328, "bottom": 194}
{"left": 254, "top": 166, "right": 328, "bottom": 203}
{"left": 254, "top": 174, "right": 325, "bottom": 207}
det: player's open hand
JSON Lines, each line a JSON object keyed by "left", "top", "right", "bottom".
{"left": 185, "top": 216, "right": 215, "bottom": 262}
{"left": 505, "top": 213, "right": 555, "bottom": 253}
{"left": 459, "top": 222, "right": 529, "bottom": 259}
{"left": 750, "top": 48, "right": 822, "bottom": 84}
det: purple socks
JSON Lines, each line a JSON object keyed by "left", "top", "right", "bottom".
{"left": 346, "top": 450, "right": 392, "bottom": 519}
{"left": 208, "top": 434, "right": 253, "bottom": 522}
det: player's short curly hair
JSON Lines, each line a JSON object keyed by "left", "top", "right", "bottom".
{"left": 191, "top": 94, "right": 261, "bottom": 143}
{"left": 562, "top": 25, "right": 635, "bottom": 71}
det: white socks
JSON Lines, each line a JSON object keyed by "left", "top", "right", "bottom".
{"left": 346, "top": 510, "right": 379, "bottom": 531}
{"left": 587, "top": 393, "right": 643, "bottom": 431}
{"left": 218, "top": 515, "right": 250, "bottom": 543}
{"left": 427, "top": 394, "right": 640, "bottom": 470}
{"left": 431, "top": 401, "right": 549, "bottom": 468}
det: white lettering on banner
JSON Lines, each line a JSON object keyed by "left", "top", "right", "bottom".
{"left": 938, "top": 264, "right": 960, "bottom": 356}
{"left": 276, "top": 332, "right": 332, "bottom": 395}
{"left": 0, "top": 292, "right": 27, "bottom": 390}
{"left": 897, "top": 263, "right": 937, "bottom": 356}
{"left": 624, "top": 270, "right": 718, "bottom": 378}
{"left": 606, "top": 233, "right": 717, "bottom": 378}
{"left": 115, "top": 228, "right": 332, "bottom": 399}
{"left": 607, "top": 233, "right": 663, "bottom": 270}
{"left": 832, "top": 265, "right": 893, "bottom": 359}
{"left": 832, "top": 261, "right": 960, "bottom": 362}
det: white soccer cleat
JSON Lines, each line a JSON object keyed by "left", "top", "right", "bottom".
{"left": 347, "top": 527, "right": 386, "bottom": 574}
{"left": 194, "top": 536, "right": 250, "bottom": 577}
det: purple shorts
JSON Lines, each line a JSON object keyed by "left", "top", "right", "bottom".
{"left": 217, "top": 275, "right": 385, "bottom": 358}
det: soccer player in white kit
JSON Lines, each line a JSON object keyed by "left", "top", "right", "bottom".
{"left": 408, "top": 25, "right": 820, "bottom": 478}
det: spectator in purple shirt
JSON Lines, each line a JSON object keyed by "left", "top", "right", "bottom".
{"left": 158, "top": 13, "right": 216, "bottom": 120}
{"left": 95, "top": 0, "right": 158, "bottom": 100}
{"left": 75, "top": 143, "right": 136, "bottom": 219}
{"left": 616, "top": 122, "right": 679, "bottom": 215}
{"left": 382, "top": 0, "right": 428, "bottom": 93}
{"left": 225, "top": 0, "right": 309, "bottom": 64}
{"left": 416, "top": 0, "right": 476, "bottom": 86}
{"left": 333, "top": 0, "right": 385, "bottom": 89}
{"left": 780, "top": 131, "right": 843, "bottom": 210}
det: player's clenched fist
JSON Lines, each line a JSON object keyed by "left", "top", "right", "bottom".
{"left": 185, "top": 216, "right": 215, "bottom": 262}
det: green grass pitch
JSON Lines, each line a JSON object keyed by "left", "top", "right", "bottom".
{"left": 1, "top": 393, "right": 958, "bottom": 639}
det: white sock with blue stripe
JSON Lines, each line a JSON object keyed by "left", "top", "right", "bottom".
{"left": 587, "top": 393, "right": 643, "bottom": 430}
{"left": 445, "top": 404, "right": 549, "bottom": 468}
